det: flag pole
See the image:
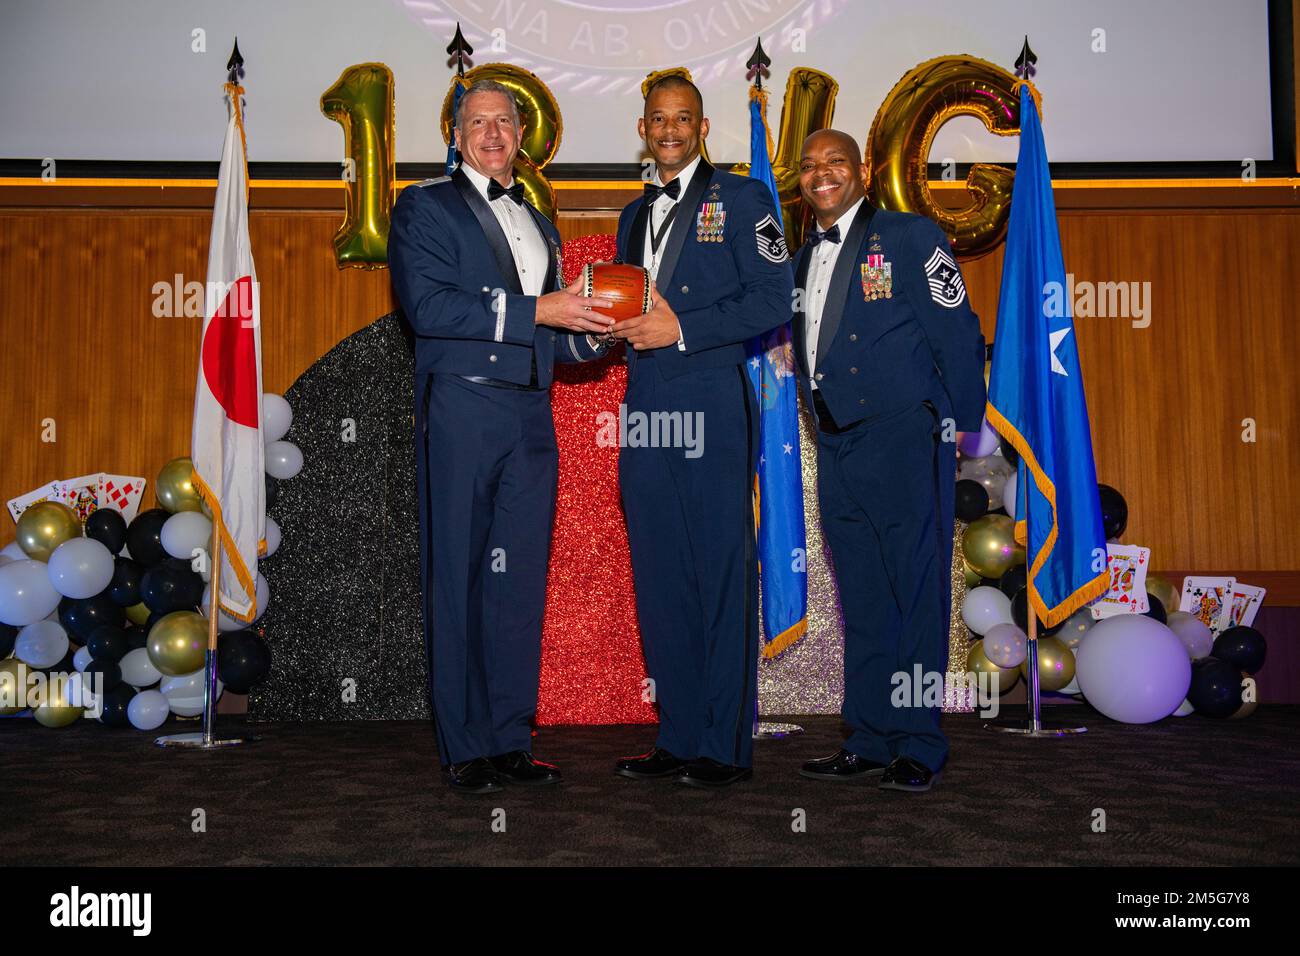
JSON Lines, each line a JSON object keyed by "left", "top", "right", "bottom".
{"left": 156, "top": 39, "right": 258, "bottom": 750}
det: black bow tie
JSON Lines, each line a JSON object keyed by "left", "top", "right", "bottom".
{"left": 643, "top": 178, "right": 681, "bottom": 204}
{"left": 487, "top": 179, "right": 525, "bottom": 205}
{"left": 808, "top": 224, "right": 840, "bottom": 246}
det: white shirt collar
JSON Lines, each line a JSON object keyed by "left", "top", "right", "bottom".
{"left": 815, "top": 196, "right": 867, "bottom": 249}
{"left": 652, "top": 153, "right": 703, "bottom": 198}
{"left": 461, "top": 161, "right": 515, "bottom": 203}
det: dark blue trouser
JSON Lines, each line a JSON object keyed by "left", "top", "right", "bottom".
{"left": 619, "top": 356, "right": 759, "bottom": 768}
{"left": 816, "top": 401, "right": 955, "bottom": 772}
{"left": 415, "top": 373, "right": 557, "bottom": 765}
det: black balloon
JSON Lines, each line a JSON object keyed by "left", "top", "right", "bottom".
{"left": 125, "top": 508, "right": 170, "bottom": 567}
{"left": 140, "top": 559, "right": 204, "bottom": 615}
{"left": 107, "top": 557, "right": 144, "bottom": 607}
{"left": 954, "top": 479, "right": 990, "bottom": 522}
{"left": 59, "top": 593, "right": 125, "bottom": 643}
{"left": 999, "top": 564, "right": 1028, "bottom": 599}
{"left": 1142, "top": 592, "right": 1168, "bottom": 625}
{"left": 0, "top": 622, "right": 16, "bottom": 659}
{"left": 1097, "top": 484, "right": 1128, "bottom": 540}
{"left": 97, "top": 682, "right": 137, "bottom": 727}
{"left": 1010, "top": 587, "right": 1064, "bottom": 638}
{"left": 265, "top": 475, "right": 280, "bottom": 510}
{"left": 217, "top": 630, "right": 272, "bottom": 693}
{"left": 86, "top": 624, "right": 131, "bottom": 663}
{"left": 84, "top": 657, "right": 122, "bottom": 693}
{"left": 125, "top": 627, "right": 148, "bottom": 650}
{"left": 1212, "top": 626, "right": 1267, "bottom": 675}
{"left": 85, "top": 508, "right": 127, "bottom": 555}
{"left": 1187, "top": 657, "right": 1243, "bottom": 718}
{"left": 1000, "top": 437, "right": 1020, "bottom": 469}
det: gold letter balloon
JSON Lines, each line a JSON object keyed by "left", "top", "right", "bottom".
{"left": 441, "top": 64, "right": 562, "bottom": 222}
{"left": 321, "top": 63, "right": 396, "bottom": 268}
{"left": 867, "top": 56, "right": 1023, "bottom": 259}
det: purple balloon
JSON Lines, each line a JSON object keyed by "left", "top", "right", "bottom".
{"left": 1075, "top": 615, "right": 1191, "bottom": 724}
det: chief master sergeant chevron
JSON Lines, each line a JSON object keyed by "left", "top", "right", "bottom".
{"left": 610, "top": 73, "right": 793, "bottom": 788}
{"left": 388, "top": 79, "right": 614, "bottom": 795}
{"left": 792, "top": 129, "right": 986, "bottom": 793}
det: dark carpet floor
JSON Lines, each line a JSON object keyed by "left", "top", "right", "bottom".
{"left": 3, "top": 708, "right": 1297, "bottom": 866}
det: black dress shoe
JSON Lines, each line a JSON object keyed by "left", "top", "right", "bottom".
{"left": 676, "top": 758, "right": 752, "bottom": 789}
{"left": 799, "top": 748, "right": 889, "bottom": 782}
{"left": 878, "top": 756, "right": 940, "bottom": 792}
{"left": 490, "top": 750, "right": 562, "bottom": 786}
{"left": 614, "top": 747, "right": 687, "bottom": 780}
{"left": 447, "top": 757, "right": 504, "bottom": 794}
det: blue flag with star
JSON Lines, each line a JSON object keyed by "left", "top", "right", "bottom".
{"left": 445, "top": 82, "right": 464, "bottom": 175}
{"left": 987, "top": 84, "right": 1108, "bottom": 627}
{"left": 747, "top": 89, "right": 807, "bottom": 656}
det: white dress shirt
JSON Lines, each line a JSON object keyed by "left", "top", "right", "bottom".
{"left": 643, "top": 154, "right": 701, "bottom": 351}
{"left": 461, "top": 163, "right": 549, "bottom": 296}
{"left": 804, "top": 196, "right": 866, "bottom": 388}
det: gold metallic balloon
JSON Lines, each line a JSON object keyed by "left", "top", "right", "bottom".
{"left": 125, "top": 602, "right": 151, "bottom": 626}
{"left": 963, "top": 561, "right": 981, "bottom": 588}
{"left": 1019, "top": 636, "right": 1075, "bottom": 692}
{"left": 32, "top": 673, "right": 84, "bottom": 728}
{"left": 321, "top": 63, "right": 396, "bottom": 268}
{"left": 1147, "top": 574, "right": 1180, "bottom": 618}
{"left": 866, "top": 56, "right": 1023, "bottom": 259}
{"left": 962, "top": 514, "right": 1021, "bottom": 579}
{"left": 967, "top": 639, "right": 1020, "bottom": 694}
{"left": 16, "top": 500, "right": 82, "bottom": 561}
{"left": 146, "top": 611, "right": 207, "bottom": 677}
{"left": 442, "top": 63, "right": 561, "bottom": 222}
{"left": 0, "top": 658, "right": 29, "bottom": 715}
{"left": 156, "top": 456, "right": 202, "bottom": 513}
{"left": 731, "top": 69, "right": 839, "bottom": 251}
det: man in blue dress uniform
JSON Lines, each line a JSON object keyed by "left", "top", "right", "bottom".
{"left": 610, "top": 75, "right": 794, "bottom": 788}
{"left": 792, "top": 129, "right": 985, "bottom": 792}
{"left": 389, "top": 80, "right": 614, "bottom": 794}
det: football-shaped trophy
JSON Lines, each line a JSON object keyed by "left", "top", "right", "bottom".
{"left": 580, "top": 263, "right": 651, "bottom": 320}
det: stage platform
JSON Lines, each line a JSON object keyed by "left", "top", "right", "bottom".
{"left": 4, "top": 709, "right": 1297, "bottom": 867}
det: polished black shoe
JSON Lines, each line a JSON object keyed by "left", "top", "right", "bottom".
{"left": 878, "top": 756, "right": 940, "bottom": 793}
{"left": 614, "top": 747, "right": 688, "bottom": 780}
{"left": 490, "top": 750, "right": 562, "bottom": 786}
{"left": 447, "top": 757, "right": 504, "bottom": 794}
{"left": 676, "top": 757, "right": 752, "bottom": 789}
{"left": 799, "top": 748, "right": 889, "bottom": 782}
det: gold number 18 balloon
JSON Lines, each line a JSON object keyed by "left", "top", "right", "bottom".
{"left": 321, "top": 62, "right": 396, "bottom": 268}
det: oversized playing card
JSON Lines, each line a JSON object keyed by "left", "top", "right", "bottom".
{"left": 1229, "top": 583, "right": 1266, "bottom": 629}
{"left": 60, "top": 473, "right": 104, "bottom": 523}
{"left": 101, "top": 474, "right": 146, "bottom": 523}
{"left": 1091, "top": 544, "right": 1150, "bottom": 619}
{"left": 7, "top": 481, "right": 63, "bottom": 523}
{"left": 1180, "top": 576, "right": 1236, "bottom": 637}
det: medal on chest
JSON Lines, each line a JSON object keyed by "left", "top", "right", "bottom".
{"left": 696, "top": 202, "right": 726, "bottom": 242}
{"left": 861, "top": 254, "right": 892, "bottom": 301}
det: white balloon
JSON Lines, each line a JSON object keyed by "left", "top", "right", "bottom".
{"left": 1075, "top": 615, "right": 1191, "bottom": 724}
{"left": 0, "top": 559, "right": 63, "bottom": 626}
{"left": 1166, "top": 610, "right": 1213, "bottom": 660}
{"left": 15, "top": 620, "right": 70, "bottom": 668}
{"left": 201, "top": 574, "right": 270, "bottom": 631}
{"left": 1056, "top": 675, "right": 1082, "bottom": 697}
{"left": 1173, "top": 698, "right": 1195, "bottom": 717}
{"left": 161, "top": 668, "right": 224, "bottom": 717}
{"left": 0, "top": 541, "right": 26, "bottom": 563}
{"left": 984, "top": 622, "right": 1029, "bottom": 669}
{"left": 265, "top": 440, "right": 303, "bottom": 480}
{"left": 46, "top": 537, "right": 116, "bottom": 599}
{"left": 1057, "top": 607, "right": 1096, "bottom": 650}
{"left": 161, "top": 511, "right": 213, "bottom": 561}
{"left": 263, "top": 517, "right": 281, "bottom": 558}
{"left": 127, "top": 689, "right": 170, "bottom": 730}
{"left": 960, "top": 586, "right": 1014, "bottom": 637}
{"left": 1003, "top": 470, "right": 1019, "bottom": 520}
{"left": 262, "top": 393, "right": 293, "bottom": 443}
{"left": 119, "top": 647, "right": 162, "bottom": 688}
{"left": 73, "top": 645, "right": 94, "bottom": 672}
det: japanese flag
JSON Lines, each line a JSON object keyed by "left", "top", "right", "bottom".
{"left": 191, "top": 83, "right": 265, "bottom": 622}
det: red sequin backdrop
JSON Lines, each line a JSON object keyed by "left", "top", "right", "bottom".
{"left": 537, "top": 235, "right": 656, "bottom": 725}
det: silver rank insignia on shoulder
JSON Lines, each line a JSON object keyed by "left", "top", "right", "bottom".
{"left": 861, "top": 255, "right": 892, "bottom": 300}
{"left": 923, "top": 245, "right": 967, "bottom": 308}
{"left": 754, "top": 213, "right": 788, "bottom": 264}
{"left": 696, "top": 201, "right": 726, "bottom": 242}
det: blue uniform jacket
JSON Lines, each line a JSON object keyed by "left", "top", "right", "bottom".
{"left": 389, "top": 169, "right": 601, "bottom": 386}
{"left": 793, "top": 205, "right": 986, "bottom": 432}
{"left": 615, "top": 159, "right": 794, "bottom": 377}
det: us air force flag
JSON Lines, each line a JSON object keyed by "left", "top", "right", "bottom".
{"left": 747, "top": 89, "right": 807, "bottom": 656}
{"left": 986, "top": 84, "right": 1107, "bottom": 627}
